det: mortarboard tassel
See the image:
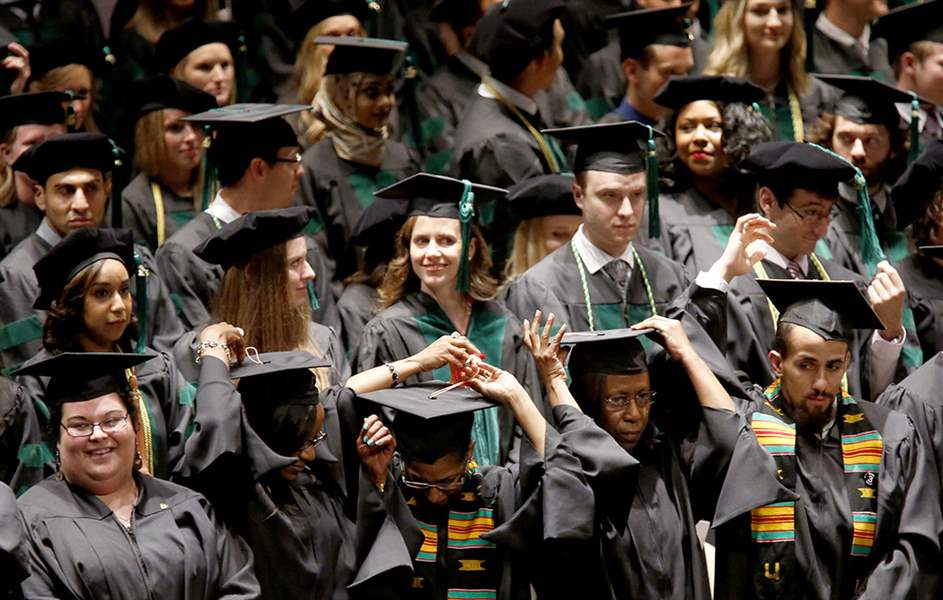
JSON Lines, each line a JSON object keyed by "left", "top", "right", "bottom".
{"left": 908, "top": 92, "right": 921, "bottom": 164}
{"left": 108, "top": 138, "right": 125, "bottom": 228}
{"left": 133, "top": 251, "right": 149, "bottom": 353}
{"left": 456, "top": 179, "right": 476, "bottom": 293}
{"left": 808, "top": 143, "right": 885, "bottom": 271}
{"left": 307, "top": 280, "right": 320, "bottom": 312}
{"left": 201, "top": 125, "right": 214, "bottom": 211}
{"left": 645, "top": 125, "right": 660, "bottom": 239}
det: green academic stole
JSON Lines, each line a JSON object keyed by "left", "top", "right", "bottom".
{"left": 408, "top": 469, "right": 500, "bottom": 599}
{"left": 749, "top": 379, "right": 882, "bottom": 588}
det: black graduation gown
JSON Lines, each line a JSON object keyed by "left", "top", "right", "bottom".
{"left": 574, "top": 37, "right": 624, "bottom": 122}
{"left": 345, "top": 405, "right": 615, "bottom": 600}
{"left": 172, "top": 357, "right": 357, "bottom": 600}
{"left": 0, "top": 375, "right": 48, "bottom": 497}
{"left": 811, "top": 28, "right": 894, "bottom": 81}
{"left": 712, "top": 391, "right": 942, "bottom": 599}
{"left": 877, "top": 352, "right": 943, "bottom": 513}
{"left": 17, "top": 474, "right": 260, "bottom": 599}
{"left": 354, "top": 293, "right": 542, "bottom": 465}
{"left": 336, "top": 282, "right": 380, "bottom": 359}
{"left": 15, "top": 348, "right": 197, "bottom": 480}
{"left": 894, "top": 254, "right": 943, "bottom": 359}
{"left": 295, "top": 138, "right": 416, "bottom": 282}
{"left": 0, "top": 231, "right": 185, "bottom": 370}
{"left": 121, "top": 172, "right": 198, "bottom": 253}
{"left": 503, "top": 242, "right": 689, "bottom": 334}
{"left": 0, "top": 480, "right": 27, "bottom": 595}
{"left": 657, "top": 186, "right": 747, "bottom": 277}
{"left": 155, "top": 212, "right": 340, "bottom": 332}
{"left": 0, "top": 201, "right": 41, "bottom": 262}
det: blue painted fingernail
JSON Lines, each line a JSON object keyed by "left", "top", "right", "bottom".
{"left": 367, "top": 438, "right": 374, "bottom": 446}
{"left": 363, "top": 435, "right": 370, "bottom": 444}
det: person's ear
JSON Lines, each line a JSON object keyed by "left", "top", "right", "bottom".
{"left": 899, "top": 52, "right": 917, "bottom": 78}
{"left": 572, "top": 181, "right": 585, "bottom": 210}
{"left": 249, "top": 157, "right": 268, "bottom": 180}
{"left": 467, "top": 235, "right": 477, "bottom": 261}
{"left": 103, "top": 177, "right": 112, "bottom": 197}
{"left": 757, "top": 187, "right": 775, "bottom": 219}
{"left": 0, "top": 142, "right": 13, "bottom": 164}
{"left": 768, "top": 349, "right": 784, "bottom": 376}
{"left": 33, "top": 183, "right": 46, "bottom": 210}
{"left": 623, "top": 58, "right": 640, "bottom": 84}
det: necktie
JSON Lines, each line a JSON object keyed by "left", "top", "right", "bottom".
{"left": 604, "top": 259, "right": 630, "bottom": 295}
{"left": 786, "top": 260, "right": 805, "bottom": 280}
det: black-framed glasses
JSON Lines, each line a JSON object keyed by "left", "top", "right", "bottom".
{"left": 61, "top": 413, "right": 130, "bottom": 438}
{"left": 400, "top": 471, "right": 467, "bottom": 493}
{"left": 784, "top": 202, "right": 830, "bottom": 224}
{"left": 272, "top": 152, "right": 302, "bottom": 164}
{"left": 602, "top": 390, "right": 657, "bottom": 412}
{"left": 299, "top": 430, "right": 327, "bottom": 452}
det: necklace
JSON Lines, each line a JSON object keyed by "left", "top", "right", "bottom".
{"left": 570, "top": 239, "right": 657, "bottom": 331}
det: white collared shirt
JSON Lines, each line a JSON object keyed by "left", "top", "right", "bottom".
{"left": 204, "top": 191, "right": 241, "bottom": 225}
{"left": 758, "top": 242, "right": 810, "bottom": 277}
{"left": 572, "top": 225, "right": 635, "bottom": 275}
{"left": 35, "top": 218, "right": 63, "bottom": 248}
{"left": 815, "top": 13, "right": 870, "bottom": 58}
{"left": 478, "top": 76, "right": 539, "bottom": 116}
{"left": 896, "top": 102, "right": 943, "bottom": 134}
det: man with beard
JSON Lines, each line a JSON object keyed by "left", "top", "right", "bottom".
{"left": 810, "top": 75, "right": 914, "bottom": 277}
{"left": 711, "top": 279, "right": 941, "bottom": 599}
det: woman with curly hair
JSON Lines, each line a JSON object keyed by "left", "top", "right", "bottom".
{"left": 15, "top": 228, "right": 220, "bottom": 482}
{"left": 651, "top": 75, "right": 775, "bottom": 274}
{"left": 704, "top": 0, "right": 832, "bottom": 142}
{"left": 355, "top": 174, "right": 542, "bottom": 467}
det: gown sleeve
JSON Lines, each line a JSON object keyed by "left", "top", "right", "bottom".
{"left": 204, "top": 495, "right": 263, "bottom": 600}
{"left": 0, "top": 481, "right": 27, "bottom": 591}
{"left": 135, "top": 245, "right": 187, "bottom": 357}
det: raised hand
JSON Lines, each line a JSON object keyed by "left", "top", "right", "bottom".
{"left": 868, "top": 261, "right": 906, "bottom": 341}
{"left": 522, "top": 310, "right": 568, "bottom": 386}
{"left": 413, "top": 333, "right": 483, "bottom": 374}
{"left": 632, "top": 315, "right": 694, "bottom": 363}
{"left": 708, "top": 213, "right": 776, "bottom": 282}
{"left": 3, "top": 43, "right": 30, "bottom": 95}
{"left": 357, "top": 414, "right": 396, "bottom": 488}
{"left": 197, "top": 321, "right": 247, "bottom": 364}
{"left": 463, "top": 362, "right": 526, "bottom": 407}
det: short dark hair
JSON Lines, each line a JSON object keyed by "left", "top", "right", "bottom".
{"left": 808, "top": 112, "right": 908, "bottom": 186}
{"left": 48, "top": 388, "right": 138, "bottom": 445}
{"left": 491, "top": 17, "right": 556, "bottom": 81}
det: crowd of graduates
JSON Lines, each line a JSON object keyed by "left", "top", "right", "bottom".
{"left": 0, "top": 0, "right": 942, "bottom": 597}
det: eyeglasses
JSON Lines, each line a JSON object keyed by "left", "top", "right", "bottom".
{"left": 602, "top": 390, "right": 657, "bottom": 412}
{"left": 61, "top": 413, "right": 130, "bottom": 438}
{"left": 401, "top": 471, "right": 467, "bottom": 493}
{"left": 299, "top": 430, "right": 327, "bottom": 452}
{"left": 272, "top": 152, "right": 302, "bottom": 164}
{"left": 784, "top": 202, "right": 831, "bottom": 224}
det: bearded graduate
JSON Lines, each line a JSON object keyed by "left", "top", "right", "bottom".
{"left": 712, "top": 279, "right": 942, "bottom": 599}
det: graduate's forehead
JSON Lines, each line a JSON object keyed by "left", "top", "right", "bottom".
{"left": 781, "top": 325, "right": 849, "bottom": 359}
{"left": 409, "top": 215, "right": 460, "bottom": 237}
{"left": 602, "top": 372, "right": 651, "bottom": 394}
{"left": 579, "top": 170, "right": 646, "bottom": 192}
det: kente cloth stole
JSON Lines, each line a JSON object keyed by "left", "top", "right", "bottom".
{"left": 408, "top": 468, "right": 500, "bottom": 599}
{"left": 749, "top": 379, "right": 882, "bottom": 583}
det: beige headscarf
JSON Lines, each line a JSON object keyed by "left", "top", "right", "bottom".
{"left": 309, "top": 73, "right": 388, "bottom": 167}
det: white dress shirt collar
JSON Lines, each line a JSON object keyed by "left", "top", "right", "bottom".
{"left": 572, "top": 225, "right": 635, "bottom": 275}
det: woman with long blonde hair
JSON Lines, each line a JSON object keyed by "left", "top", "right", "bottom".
{"left": 704, "top": 0, "right": 831, "bottom": 141}
{"left": 122, "top": 76, "right": 216, "bottom": 252}
{"left": 356, "top": 173, "right": 542, "bottom": 468}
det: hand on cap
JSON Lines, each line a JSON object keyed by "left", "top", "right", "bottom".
{"left": 709, "top": 213, "right": 775, "bottom": 283}
{"left": 868, "top": 261, "right": 906, "bottom": 341}
{"left": 414, "top": 333, "right": 483, "bottom": 375}
{"left": 197, "top": 322, "right": 247, "bottom": 364}
{"left": 632, "top": 315, "right": 693, "bottom": 363}
{"left": 3, "top": 43, "right": 30, "bottom": 95}
{"left": 357, "top": 414, "right": 396, "bottom": 489}
{"left": 522, "top": 310, "right": 568, "bottom": 386}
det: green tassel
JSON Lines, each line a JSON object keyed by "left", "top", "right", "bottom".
{"left": 109, "top": 139, "right": 124, "bottom": 228}
{"left": 808, "top": 143, "right": 885, "bottom": 270}
{"left": 307, "top": 280, "right": 320, "bottom": 311}
{"left": 456, "top": 180, "right": 475, "bottom": 293}
{"left": 133, "top": 251, "right": 149, "bottom": 353}
{"left": 908, "top": 92, "right": 921, "bottom": 164}
{"left": 645, "top": 126, "right": 660, "bottom": 239}
{"left": 201, "top": 124, "right": 214, "bottom": 210}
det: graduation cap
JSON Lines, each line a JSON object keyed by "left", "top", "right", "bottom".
{"left": 429, "top": 0, "right": 484, "bottom": 30}
{"left": 155, "top": 18, "right": 240, "bottom": 73}
{"left": 316, "top": 36, "right": 408, "bottom": 75}
{"left": 283, "top": 0, "right": 375, "bottom": 44}
{"left": 28, "top": 39, "right": 110, "bottom": 80}
{"left": 871, "top": 0, "right": 943, "bottom": 64}
{"left": 653, "top": 75, "right": 766, "bottom": 110}
{"left": 374, "top": 173, "right": 508, "bottom": 292}
{"left": 12, "top": 132, "right": 115, "bottom": 187}
{"left": 605, "top": 4, "right": 693, "bottom": 61}
{"left": 890, "top": 138, "right": 943, "bottom": 229}
{"left": 757, "top": 279, "right": 885, "bottom": 341}
{"left": 506, "top": 174, "right": 579, "bottom": 220}
{"left": 231, "top": 351, "right": 332, "bottom": 457}
{"left": 183, "top": 103, "right": 306, "bottom": 206}
{"left": 0, "top": 92, "right": 69, "bottom": 137}
{"left": 543, "top": 121, "right": 665, "bottom": 237}
{"left": 130, "top": 76, "right": 218, "bottom": 120}
{"left": 744, "top": 141, "right": 885, "bottom": 268}
{"left": 918, "top": 245, "right": 943, "bottom": 259}
{"left": 350, "top": 191, "right": 410, "bottom": 265}
{"left": 471, "top": 0, "right": 565, "bottom": 80}
{"left": 356, "top": 381, "right": 500, "bottom": 464}
{"left": 560, "top": 328, "right": 654, "bottom": 415}
{"left": 32, "top": 227, "right": 136, "bottom": 310}
{"left": 13, "top": 351, "right": 156, "bottom": 406}
{"left": 194, "top": 206, "right": 317, "bottom": 269}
